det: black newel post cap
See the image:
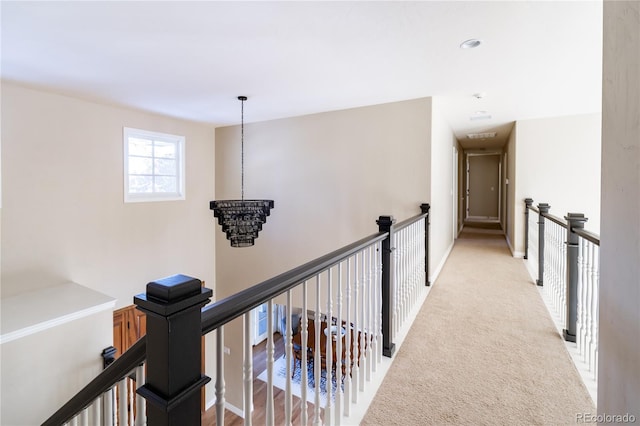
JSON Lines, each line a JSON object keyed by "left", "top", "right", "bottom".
{"left": 525, "top": 198, "right": 533, "bottom": 206}
{"left": 134, "top": 274, "right": 212, "bottom": 317}
{"left": 565, "top": 213, "right": 588, "bottom": 228}
{"left": 420, "top": 203, "right": 431, "bottom": 214}
{"left": 376, "top": 215, "right": 396, "bottom": 231}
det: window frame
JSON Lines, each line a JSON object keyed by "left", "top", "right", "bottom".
{"left": 123, "top": 127, "right": 185, "bottom": 203}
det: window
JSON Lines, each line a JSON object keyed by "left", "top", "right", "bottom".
{"left": 123, "top": 127, "right": 185, "bottom": 202}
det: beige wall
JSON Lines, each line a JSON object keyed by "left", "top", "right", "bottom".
{"left": 1, "top": 82, "right": 216, "bottom": 304}
{"left": 504, "top": 128, "right": 517, "bottom": 253}
{"left": 428, "top": 97, "right": 456, "bottom": 281}
{"left": 214, "top": 98, "right": 432, "bottom": 409}
{"left": 512, "top": 113, "right": 602, "bottom": 255}
{"left": 599, "top": 1, "right": 640, "bottom": 416}
{"left": 1, "top": 82, "right": 217, "bottom": 420}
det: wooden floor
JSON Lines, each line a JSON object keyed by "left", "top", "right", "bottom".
{"left": 202, "top": 333, "right": 324, "bottom": 425}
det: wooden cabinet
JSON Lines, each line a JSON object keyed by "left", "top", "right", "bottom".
{"left": 113, "top": 305, "right": 146, "bottom": 358}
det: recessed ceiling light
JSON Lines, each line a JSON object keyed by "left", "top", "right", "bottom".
{"left": 460, "top": 39, "right": 482, "bottom": 49}
{"left": 470, "top": 112, "right": 492, "bottom": 121}
{"left": 467, "top": 132, "right": 497, "bottom": 139}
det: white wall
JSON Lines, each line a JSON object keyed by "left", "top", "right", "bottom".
{"left": 429, "top": 97, "right": 456, "bottom": 281}
{"left": 513, "top": 113, "right": 602, "bottom": 254}
{"left": 1, "top": 310, "right": 112, "bottom": 425}
{"left": 599, "top": 1, "right": 640, "bottom": 416}
{"left": 1, "top": 82, "right": 217, "bottom": 421}
{"left": 214, "top": 98, "right": 432, "bottom": 409}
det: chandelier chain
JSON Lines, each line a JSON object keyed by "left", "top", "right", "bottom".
{"left": 240, "top": 97, "right": 244, "bottom": 201}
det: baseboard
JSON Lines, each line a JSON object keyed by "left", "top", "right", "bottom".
{"left": 505, "top": 235, "right": 525, "bottom": 258}
{"left": 206, "top": 397, "right": 245, "bottom": 418}
{"left": 429, "top": 241, "right": 454, "bottom": 285}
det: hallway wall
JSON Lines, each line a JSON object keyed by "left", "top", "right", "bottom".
{"left": 214, "top": 97, "right": 433, "bottom": 410}
{"left": 430, "top": 97, "right": 457, "bottom": 280}
{"left": 504, "top": 129, "right": 517, "bottom": 253}
{"left": 512, "top": 113, "right": 602, "bottom": 256}
{"left": 599, "top": 0, "right": 640, "bottom": 416}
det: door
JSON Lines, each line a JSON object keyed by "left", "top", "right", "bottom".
{"left": 466, "top": 154, "right": 501, "bottom": 220}
{"left": 252, "top": 303, "right": 269, "bottom": 345}
{"left": 453, "top": 146, "right": 459, "bottom": 238}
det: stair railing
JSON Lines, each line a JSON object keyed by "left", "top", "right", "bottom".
{"left": 43, "top": 204, "right": 430, "bottom": 426}
{"left": 524, "top": 199, "right": 600, "bottom": 394}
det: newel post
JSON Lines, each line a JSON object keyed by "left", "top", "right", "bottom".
{"left": 420, "top": 203, "right": 431, "bottom": 286}
{"left": 524, "top": 198, "right": 533, "bottom": 260}
{"left": 563, "top": 213, "right": 588, "bottom": 343}
{"left": 134, "top": 275, "right": 212, "bottom": 426}
{"left": 536, "top": 203, "right": 550, "bottom": 286}
{"left": 377, "top": 215, "right": 396, "bottom": 358}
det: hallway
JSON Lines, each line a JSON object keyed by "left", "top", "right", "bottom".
{"left": 361, "top": 227, "right": 595, "bottom": 425}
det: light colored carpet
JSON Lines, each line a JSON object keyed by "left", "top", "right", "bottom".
{"left": 361, "top": 229, "right": 595, "bottom": 425}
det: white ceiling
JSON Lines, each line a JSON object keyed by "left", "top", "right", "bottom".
{"left": 1, "top": 1, "right": 603, "bottom": 149}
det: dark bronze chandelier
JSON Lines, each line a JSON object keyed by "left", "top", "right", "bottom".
{"left": 210, "top": 96, "right": 274, "bottom": 248}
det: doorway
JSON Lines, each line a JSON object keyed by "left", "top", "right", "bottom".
{"left": 465, "top": 153, "right": 501, "bottom": 222}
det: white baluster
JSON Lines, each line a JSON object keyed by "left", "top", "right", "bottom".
{"left": 117, "top": 377, "right": 127, "bottom": 426}
{"left": 325, "top": 269, "right": 333, "bottom": 421}
{"left": 216, "top": 327, "right": 225, "bottom": 426}
{"left": 366, "top": 245, "right": 373, "bottom": 382}
{"left": 80, "top": 408, "right": 89, "bottom": 426}
{"left": 128, "top": 375, "right": 134, "bottom": 426}
{"left": 586, "top": 243, "right": 595, "bottom": 370}
{"left": 91, "top": 398, "right": 100, "bottom": 426}
{"left": 244, "top": 312, "right": 253, "bottom": 426}
{"left": 313, "top": 276, "right": 322, "bottom": 426}
{"left": 359, "top": 249, "right": 366, "bottom": 392}
{"left": 285, "top": 290, "right": 293, "bottom": 426}
{"left": 400, "top": 229, "right": 407, "bottom": 327}
{"left": 371, "top": 245, "right": 379, "bottom": 371}
{"left": 351, "top": 254, "right": 359, "bottom": 404}
{"left": 377, "top": 240, "right": 384, "bottom": 364}
{"left": 344, "top": 258, "right": 352, "bottom": 415}
{"left": 103, "top": 386, "right": 114, "bottom": 426}
{"left": 577, "top": 238, "right": 586, "bottom": 359}
{"left": 69, "top": 415, "right": 78, "bottom": 426}
{"left": 591, "top": 245, "right": 600, "bottom": 379}
{"left": 301, "top": 280, "right": 309, "bottom": 426}
{"left": 266, "top": 299, "right": 275, "bottom": 426}
{"left": 335, "top": 262, "right": 343, "bottom": 425}
{"left": 392, "top": 231, "right": 400, "bottom": 337}
{"left": 135, "top": 364, "right": 146, "bottom": 426}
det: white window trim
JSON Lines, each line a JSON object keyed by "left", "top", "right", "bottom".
{"left": 123, "top": 127, "right": 186, "bottom": 203}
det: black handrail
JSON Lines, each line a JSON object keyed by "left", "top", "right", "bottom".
{"left": 201, "top": 230, "right": 388, "bottom": 334}
{"left": 42, "top": 338, "right": 146, "bottom": 426}
{"left": 393, "top": 211, "right": 428, "bottom": 232}
{"left": 42, "top": 230, "right": 389, "bottom": 425}
{"left": 541, "top": 211, "right": 567, "bottom": 228}
{"left": 573, "top": 227, "right": 600, "bottom": 246}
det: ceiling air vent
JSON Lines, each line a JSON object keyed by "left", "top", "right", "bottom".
{"left": 467, "top": 132, "right": 497, "bottom": 139}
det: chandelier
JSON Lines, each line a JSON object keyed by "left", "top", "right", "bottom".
{"left": 210, "top": 96, "right": 274, "bottom": 248}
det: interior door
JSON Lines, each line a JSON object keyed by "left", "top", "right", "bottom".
{"left": 252, "top": 303, "right": 269, "bottom": 345}
{"left": 466, "top": 154, "right": 501, "bottom": 220}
